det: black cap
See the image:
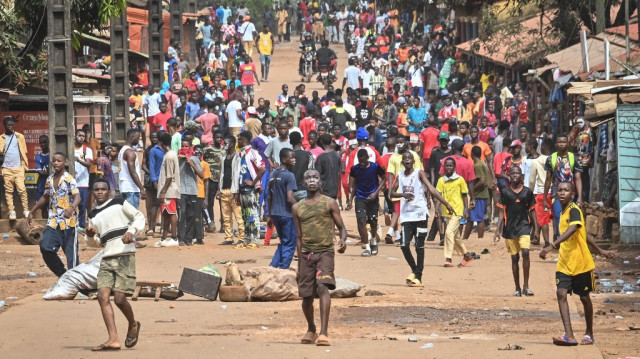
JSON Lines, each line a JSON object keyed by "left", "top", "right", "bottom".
{"left": 451, "top": 139, "right": 464, "bottom": 150}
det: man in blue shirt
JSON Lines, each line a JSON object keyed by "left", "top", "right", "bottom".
{"left": 148, "top": 138, "right": 165, "bottom": 234}
{"left": 268, "top": 147, "right": 298, "bottom": 269}
{"left": 407, "top": 97, "right": 427, "bottom": 134}
{"left": 346, "top": 149, "right": 386, "bottom": 256}
{"left": 216, "top": 5, "right": 225, "bottom": 23}
{"left": 35, "top": 134, "right": 50, "bottom": 219}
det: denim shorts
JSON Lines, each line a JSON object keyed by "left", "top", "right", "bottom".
{"left": 122, "top": 192, "right": 140, "bottom": 209}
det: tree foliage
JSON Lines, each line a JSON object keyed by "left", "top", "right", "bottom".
{"left": 0, "top": 0, "right": 126, "bottom": 89}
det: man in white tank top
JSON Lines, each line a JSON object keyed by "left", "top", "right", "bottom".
{"left": 118, "top": 129, "right": 145, "bottom": 214}
{"left": 391, "top": 152, "right": 454, "bottom": 288}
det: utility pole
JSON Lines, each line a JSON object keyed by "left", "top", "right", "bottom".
{"left": 110, "top": 9, "right": 130, "bottom": 145}
{"left": 626, "top": 0, "right": 631, "bottom": 64}
{"left": 148, "top": 0, "right": 164, "bottom": 91}
{"left": 47, "top": 0, "right": 75, "bottom": 173}
{"left": 170, "top": 0, "right": 183, "bottom": 48}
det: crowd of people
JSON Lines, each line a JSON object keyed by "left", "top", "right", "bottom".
{"left": 21, "top": 1, "right": 619, "bottom": 350}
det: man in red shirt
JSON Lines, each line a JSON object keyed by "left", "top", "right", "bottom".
{"left": 184, "top": 71, "right": 199, "bottom": 92}
{"left": 418, "top": 116, "right": 440, "bottom": 170}
{"left": 153, "top": 102, "right": 173, "bottom": 131}
{"left": 240, "top": 53, "right": 261, "bottom": 106}
{"left": 516, "top": 93, "right": 529, "bottom": 131}
{"left": 299, "top": 109, "right": 317, "bottom": 148}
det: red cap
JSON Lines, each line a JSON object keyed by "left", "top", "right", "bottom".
{"left": 510, "top": 140, "right": 522, "bottom": 147}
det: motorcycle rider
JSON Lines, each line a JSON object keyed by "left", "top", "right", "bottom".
{"left": 298, "top": 32, "right": 317, "bottom": 76}
{"left": 316, "top": 39, "right": 337, "bottom": 80}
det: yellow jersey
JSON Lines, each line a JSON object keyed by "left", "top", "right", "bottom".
{"left": 556, "top": 203, "right": 595, "bottom": 276}
{"left": 258, "top": 32, "right": 273, "bottom": 55}
{"left": 436, "top": 176, "right": 468, "bottom": 217}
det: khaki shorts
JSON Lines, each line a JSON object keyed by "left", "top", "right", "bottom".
{"left": 505, "top": 235, "right": 530, "bottom": 255}
{"left": 313, "top": 23, "right": 324, "bottom": 36}
{"left": 297, "top": 251, "right": 336, "bottom": 298}
{"left": 97, "top": 254, "right": 136, "bottom": 295}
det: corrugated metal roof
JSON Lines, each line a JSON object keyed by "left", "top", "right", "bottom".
{"left": 456, "top": 12, "right": 558, "bottom": 68}
{"left": 544, "top": 33, "right": 633, "bottom": 76}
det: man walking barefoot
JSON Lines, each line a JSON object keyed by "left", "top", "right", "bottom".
{"left": 293, "top": 170, "right": 347, "bottom": 346}
{"left": 87, "top": 178, "right": 145, "bottom": 351}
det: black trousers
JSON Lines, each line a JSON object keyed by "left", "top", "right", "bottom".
{"left": 400, "top": 220, "right": 428, "bottom": 280}
{"left": 177, "top": 194, "right": 197, "bottom": 244}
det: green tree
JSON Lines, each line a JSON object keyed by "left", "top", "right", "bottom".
{"left": 0, "top": 0, "right": 126, "bottom": 89}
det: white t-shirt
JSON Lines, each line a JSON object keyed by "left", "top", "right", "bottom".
{"left": 74, "top": 146, "right": 94, "bottom": 187}
{"left": 355, "top": 36, "right": 366, "bottom": 55}
{"left": 398, "top": 169, "right": 428, "bottom": 223}
{"left": 226, "top": 100, "right": 243, "bottom": 127}
{"left": 2, "top": 134, "right": 21, "bottom": 169}
{"left": 409, "top": 65, "right": 423, "bottom": 88}
{"left": 144, "top": 92, "right": 162, "bottom": 117}
{"left": 372, "top": 57, "right": 389, "bottom": 69}
{"left": 360, "top": 69, "right": 375, "bottom": 94}
{"left": 240, "top": 22, "right": 256, "bottom": 41}
{"left": 344, "top": 66, "right": 361, "bottom": 89}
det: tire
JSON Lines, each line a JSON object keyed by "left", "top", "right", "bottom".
{"left": 306, "top": 73, "right": 311, "bottom": 83}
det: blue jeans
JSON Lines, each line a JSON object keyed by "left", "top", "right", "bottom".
{"left": 40, "top": 226, "right": 78, "bottom": 277}
{"left": 122, "top": 192, "right": 140, "bottom": 209}
{"left": 269, "top": 215, "right": 297, "bottom": 269}
{"left": 77, "top": 187, "right": 89, "bottom": 228}
{"left": 258, "top": 169, "right": 270, "bottom": 217}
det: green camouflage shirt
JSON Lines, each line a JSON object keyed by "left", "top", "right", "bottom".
{"left": 203, "top": 145, "right": 224, "bottom": 181}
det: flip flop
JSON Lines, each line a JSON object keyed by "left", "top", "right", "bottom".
{"left": 92, "top": 344, "right": 121, "bottom": 351}
{"left": 523, "top": 288, "right": 534, "bottom": 296}
{"left": 513, "top": 290, "right": 522, "bottom": 297}
{"left": 552, "top": 335, "right": 579, "bottom": 346}
{"left": 124, "top": 321, "right": 141, "bottom": 348}
{"left": 316, "top": 334, "right": 330, "bottom": 346}
{"left": 458, "top": 256, "right": 474, "bottom": 267}
{"left": 443, "top": 262, "right": 454, "bottom": 268}
{"left": 580, "top": 334, "right": 594, "bottom": 345}
{"left": 300, "top": 331, "right": 318, "bottom": 344}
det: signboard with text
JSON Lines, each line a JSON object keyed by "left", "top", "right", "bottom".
{"left": 0, "top": 111, "right": 50, "bottom": 169}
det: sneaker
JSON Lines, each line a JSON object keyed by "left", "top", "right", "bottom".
{"left": 193, "top": 240, "right": 204, "bottom": 246}
{"left": 370, "top": 240, "right": 378, "bottom": 256}
{"left": 161, "top": 238, "right": 179, "bottom": 247}
{"left": 8, "top": 211, "right": 17, "bottom": 220}
{"left": 154, "top": 239, "right": 167, "bottom": 247}
{"left": 360, "top": 248, "right": 371, "bottom": 257}
{"left": 23, "top": 210, "right": 29, "bottom": 218}
{"left": 384, "top": 234, "right": 394, "bottom": 244}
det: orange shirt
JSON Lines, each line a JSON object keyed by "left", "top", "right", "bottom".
{"left": 462, "top": 141, "right": 492, "bottom": 161}
{"left": 197, "top": 161, "right": 211, "bottom": 198}
{"left": 396, "top": 47, "right": 410, "bottom": 63}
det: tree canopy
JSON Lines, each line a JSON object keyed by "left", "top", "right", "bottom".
{"left": 0, "top": 0, "right": 126, "bottom": 89}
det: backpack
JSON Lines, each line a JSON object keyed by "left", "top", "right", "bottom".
{"left": 550, "top": 152, "right": 574, "bottom": 171}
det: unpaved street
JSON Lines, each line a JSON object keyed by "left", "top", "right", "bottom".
{"left": 0, "top": 42, "right": 638, "bottom": 358}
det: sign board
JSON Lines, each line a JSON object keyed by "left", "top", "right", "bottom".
{"left": 0, "top": 111, "right": 49, "bottom": 169}
{"left": 616, "top": 104, "right": 640, "bottom": 244}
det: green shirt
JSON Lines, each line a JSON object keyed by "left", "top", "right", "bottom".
{"left": 203, "top": 145, "right": 225, "bottom": 181}
{"left": 473, "top": 160, "right": 490, "bottom": 199}
{"left": 171, "top": 132, "right": 182, "bottom": 154}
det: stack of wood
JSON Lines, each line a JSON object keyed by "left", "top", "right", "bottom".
{"left": 582, "top": 203, "right": 619, "bottom": 242}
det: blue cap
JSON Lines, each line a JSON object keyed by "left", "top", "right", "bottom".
{"left": 356, "top": 127, "right": 369, "bottom": 140}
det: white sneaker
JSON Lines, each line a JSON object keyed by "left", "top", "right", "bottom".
{"left": 154, "top": 239, "right": 166, "bottom": 248}
{"left": 8, "top": 211, "right": 16, "bottom": 220}
{"left": 161, "top": 238, "right": 179, "bottom": 247}
{"left": 23, "top": 211, "right": 29, "bottom": 218}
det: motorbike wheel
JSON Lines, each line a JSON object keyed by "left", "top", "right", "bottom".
{"left": 306, "top": 73, "right": 311, "bottom": 83}
{"left": 323, "top": 79, "right": 329, "bottom": 90}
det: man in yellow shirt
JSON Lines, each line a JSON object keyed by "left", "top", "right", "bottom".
{"left": 539, "top": 181, "right": 614, "bottom": 346}
{"left": 436, "top": 157, "right": 474, "bottom": 267}
{"left": 276, "top": 6, "right": 289, "bottom": 42}
{"left": 257, "top": 25, "right": 275, "bottom": 81}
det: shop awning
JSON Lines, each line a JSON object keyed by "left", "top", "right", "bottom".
{"left": 79, "top": 33, "right": 149, "bottom": 59}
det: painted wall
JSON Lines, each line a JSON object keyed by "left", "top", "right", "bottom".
{"left": 616, "top": 104, "right": 640, "bottom": 243}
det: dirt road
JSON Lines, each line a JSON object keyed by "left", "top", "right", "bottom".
{"left": 0, "top": 41, "right": 639, "bottom": 358}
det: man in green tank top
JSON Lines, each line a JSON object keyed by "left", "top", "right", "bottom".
{"left": 293, "top": 169, "right": 347, "bottom": 347}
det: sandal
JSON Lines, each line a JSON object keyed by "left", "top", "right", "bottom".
{"left": 92, "top": 344, "right": 121, "bottom": 351}
{"left": 523, "top": 288, "right": 534, "bottom": 296}
{"left": 301, "top": 331, "right": 318, "bottom": 344}
{"left": 552, "top": 335, "right": 579, "bottom": 346}
{"left": 580, "top": 334, "right": 594, "bottom": 345}
{"left": 459, "top": 255, "right": 474, "bottom": 267}
{"left": 443, "top": 262, "right": 454, "bottom": 268}
{"left": 406, "top": 273, "right": 416, "bottom": 285}
{"left": 124, "top": 321, "right": 141, "bottom": 348}
{"left": 513, "top": 290, "right": 522, "bottom": 297}
{"left": 407, "top": 278, "right": 424, "bottom": 287}
{"left": 316, "top": 334, "right": 330, "bottom": 346}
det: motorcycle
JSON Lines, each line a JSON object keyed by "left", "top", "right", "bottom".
{"left": 300, "top": 47, "right": 315, "bottom": 83}
{"left": 317, "top": 62, "right": 335, "bottom": 90}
